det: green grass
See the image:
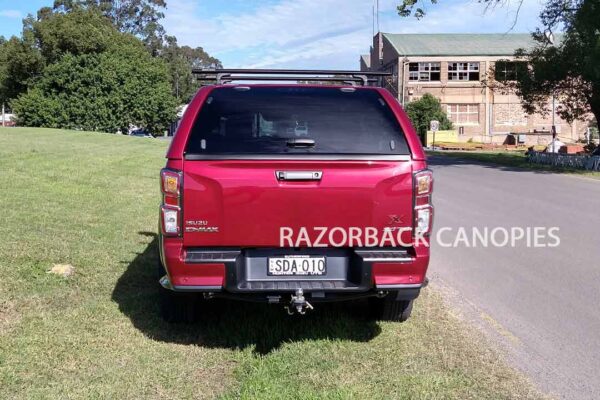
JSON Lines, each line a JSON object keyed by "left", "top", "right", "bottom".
{"left": 0, "top": 127, "right": 545, "bottom": 399}
{"left": 428, "top": 150, "right": 600, "bottom": 179}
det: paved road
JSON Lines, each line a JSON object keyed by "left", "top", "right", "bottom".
{"left": 427, "top": 156, "right": 600, "bottom": 400}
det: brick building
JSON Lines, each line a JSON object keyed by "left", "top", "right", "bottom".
{"left": 361, "top": 33, "right": 587, "bottom": 145}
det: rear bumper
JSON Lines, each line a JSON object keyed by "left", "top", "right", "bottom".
{"left": 159, "top": 234, "right": 429, "bottom": 300}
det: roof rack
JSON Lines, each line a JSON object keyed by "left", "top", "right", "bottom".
{"left": 192, "top": 68, "right": 391, "bottom": 87}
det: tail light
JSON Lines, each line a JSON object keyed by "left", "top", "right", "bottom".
{"left": 413, "top": 169, "right": 433, "bottom": 236}
{"left": 160, "top": 169, "right": 182, "bottom": 236}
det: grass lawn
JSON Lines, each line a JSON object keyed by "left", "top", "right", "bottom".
{"left": 1, "top": 127, "right": 544, "bottom": 399}
{"left": 428, "top": 150, "right": 600, "bottom": 179}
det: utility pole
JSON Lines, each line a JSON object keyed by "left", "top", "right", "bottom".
{"left": 376, "top": 0, "right": 380, "bottom": 33}
{"left": 2, "top": 103, "right": 5, "bottom": 127}
{"left": 551, "top": 94, "right": 556, "bottom": 153}
{"left": 372, "top": 1, "right": 375, "bottom": 38}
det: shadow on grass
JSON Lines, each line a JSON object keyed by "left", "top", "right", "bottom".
{"left": 112, "top": 232, "right": 381, "bottom": 354}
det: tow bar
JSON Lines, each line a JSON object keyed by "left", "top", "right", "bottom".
{"left": 285, "top": 288, "right": 314, "bottom": 315}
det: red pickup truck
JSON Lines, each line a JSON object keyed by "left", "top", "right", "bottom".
{"left": 158, "top": 70, "right": 432, "bottom": 323}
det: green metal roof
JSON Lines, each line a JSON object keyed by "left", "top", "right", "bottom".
{"left": 382, "top": 33, "right": 539, "bottom": 56}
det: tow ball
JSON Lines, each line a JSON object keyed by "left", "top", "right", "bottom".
{"left": 285, "top": 288, "right": 314, "bottom": 315}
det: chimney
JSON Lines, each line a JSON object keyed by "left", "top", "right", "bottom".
{"left": 370, "top": 32, "right": 384, "bottom": 71}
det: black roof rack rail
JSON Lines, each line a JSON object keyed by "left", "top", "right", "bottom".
{"left": 192, "top": 68, "right": 391, "bottom": 87}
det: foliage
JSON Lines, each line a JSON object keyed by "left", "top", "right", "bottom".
{"left": 398, "top": 0, "right": 599, "bottom": 131}
{"left": 397, "top": 0, "right": 439, "bottom": 19}
{"left": 508, "top": 0, "right": 600, "bottom": 125}
{"left": 33, "top": 8, "right": 124, "bottom": 64}
{"left": 0, "top": 2, "right": 221, "bottom": 115}
{"left": 161, "top": 35, "right": 222, "bottom": 103}
{"left": 0, "top": 8, "right": 140, "bottom": 104}
{"left": 47, "top": 1, "right": 223, "bottom": 94}
{"left": 583, "top": 142, "right": 597, "bottom": 154}
{"left": 51, "top": 0, "right": 167, "bottom": 54}
{"left": 0, "top": 1, "right": 223, "bottom": 131}
{"left": 12, "top": 10, "right": 176, "bottom": 133}
{"left": 0, "top": 36, "right": 45, "bottom": 105}
{"left": 405, "top": 93, "right": 453, "bottom": 138}
{"left": 398, "top": 0, "right": 531, "bottom": 20}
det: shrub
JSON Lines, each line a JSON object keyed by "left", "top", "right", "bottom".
{"left": 405, "top": 93, "right": 453, "bottom": 139}
{"left": 13, "top": 42, "right": 176, "bottom": 134}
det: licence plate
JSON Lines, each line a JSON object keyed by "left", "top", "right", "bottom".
{"left": 268, "top": 256, "right": 326, "bottom": 276}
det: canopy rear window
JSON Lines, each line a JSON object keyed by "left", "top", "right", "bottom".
{"left": 185, "top": 86, "right": 409, "bottom": 156}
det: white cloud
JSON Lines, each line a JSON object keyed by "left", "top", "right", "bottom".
{"left": 163, "top": 0, "right": 545, "bottom": 69}
{"left": 0, "top": 9, "right": 21, "bottom": 19}
{"left": 165, "top": 0, "right": 370, "bottom": 51}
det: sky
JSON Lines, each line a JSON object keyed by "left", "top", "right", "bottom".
{"left": 0, "top": 0, "right": 546, "bottom": 69}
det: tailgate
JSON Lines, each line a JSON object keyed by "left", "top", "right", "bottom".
{"left": 182, "top": 159, "right": 414, "bottom": 247}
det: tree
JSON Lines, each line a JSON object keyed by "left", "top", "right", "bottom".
{"left": 1, "top": 2, "right": 219, "bottom": 131}
{"left": 0, "top": 36, "right": 45, "bottom": 105}
{"left": 12, "top": 42, "right": 176, "bottom": 134}
{"left": 398, "top": 0, "right": 532, "bottom": 21}
{"left": 160, "top": 35, "right": 222, "bottom": 103}
{"left": 11, "top": 10, "right": 176, "bottom": 134}
{"left": 1, "top": 7, "right": 119, "bottom": 104}
{"left": 44, "top": 2, "right": 222, "bottom": 101}
{"left": 397, "top": 0, "right": 440, "bottom": 19}
{"left": 404, "top": 93, "right": 452, "bottom": 139}
{"left": 509, "top": 0, "right": 600, "bottom": 125}
{"left": 398, "top": 1, "right": 599, "bottom": 127}
{"left": 52, "top": 0, "right": 167, "bottom": 54}
{"left": 32, "top": 8, "right": 123, "bottom": 64}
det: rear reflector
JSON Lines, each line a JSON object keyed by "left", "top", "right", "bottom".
{"left": 163, "top": 195, "right": 179, "bottom": 207}
{"left": 372, "top": 262, "right": 426, "bottom": 285}
{"left": 415, "top": 195, "right": 430, "bottom": 207}
{"left": 170, "top": 263, "right": 226, "bottom": 287}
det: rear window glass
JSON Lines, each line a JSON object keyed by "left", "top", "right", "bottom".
{"left": 185, "top": 86, "right": 409, "bottom": 155}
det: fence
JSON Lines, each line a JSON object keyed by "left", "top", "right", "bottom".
{"left": 527, "top": 151, "right": 600, "bottom": 171}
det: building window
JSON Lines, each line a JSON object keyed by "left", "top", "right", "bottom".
{"left": 494, "top": 61, "right": 527, "bottom": 81}
{"left": 446, "top": 104, "right": 480, "bottom": 125}
{"left": 448, "top": 62, "right": 480, "bottom": 81}
{"left": 408, "top": 62, "right": 441, "bottom": 81}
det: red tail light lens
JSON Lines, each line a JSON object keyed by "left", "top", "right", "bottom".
{"left": 415, "top": 194, "right": 431, "bottom": 207}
